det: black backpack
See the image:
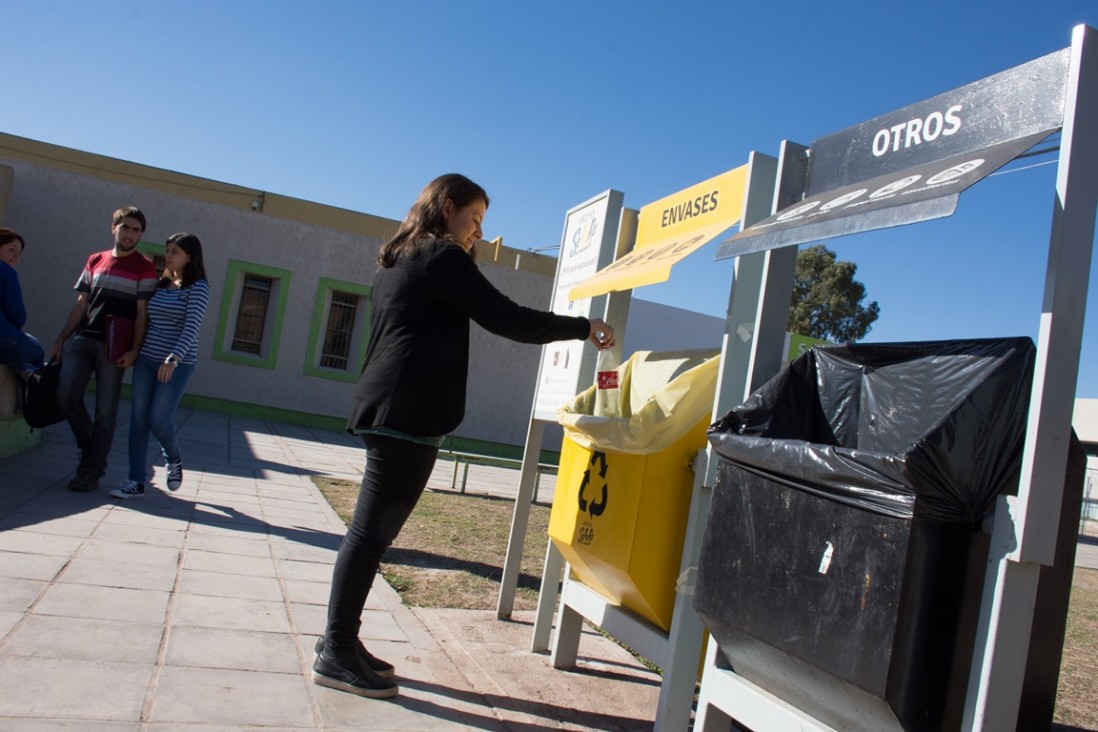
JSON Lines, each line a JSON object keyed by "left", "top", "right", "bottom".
{"left": 22, "top": 361, "right": 65, "bottom": 429}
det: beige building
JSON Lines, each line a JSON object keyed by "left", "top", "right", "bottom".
{"left": 0, "top": 132, "right": 570, "bottom": 453}
{"left": 0, "top": 132, "right": 731, "bottom": 458}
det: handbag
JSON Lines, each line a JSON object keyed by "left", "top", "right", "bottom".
{"left": 22, "top": 361, "right": 65, "bottom": 429}
{"left": 105, "top": 315, "right": 135, "bottom": 362}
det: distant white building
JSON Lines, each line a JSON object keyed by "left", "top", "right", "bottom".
{"left": 1073, "top": 399, "right": 1098, "bottom": 529}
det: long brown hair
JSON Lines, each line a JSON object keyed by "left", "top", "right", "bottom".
{"left": 160, "top": 233, "right": 207, "bottom": 289}
{"left": 377, "top": 174, "right": 489, "bottom": 268}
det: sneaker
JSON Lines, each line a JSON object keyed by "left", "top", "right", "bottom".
{"left": 166, "top": 460, "right": 183, "bottom": 491}
{"left": 68, "top": 469, "right": 99, "bottom": 492}
{"left": 110, "top": 480, "right": 145, "bottom": 499}
{"left": 312, "top": 650, "right": 399, "bottom": 699}
{"left": 314, "top": 637, "right": 395, "bottom": 678}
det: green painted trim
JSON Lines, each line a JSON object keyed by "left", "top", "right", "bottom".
{"left": 302, "top": 277, "right": 372, "bottom": 383}
{"left": 136, "top": 240, "right": 165, "bottom": 258}
{"left": 0, "top": 417, "right": 41, "bottom": 460}
{"left": 211, "top": 259, "right": 292, "bottom": 370}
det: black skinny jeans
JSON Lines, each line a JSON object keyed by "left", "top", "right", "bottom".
{"left": 323, "top": 433, "right": 439, "bottom": 655}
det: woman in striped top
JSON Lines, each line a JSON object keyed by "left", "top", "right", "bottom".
{"left": 112, "top": 233, "right": 210, "bottom": 499}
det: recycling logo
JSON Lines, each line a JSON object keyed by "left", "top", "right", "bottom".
{"left": 578, "top": 450, "right": 608, "bottom": 517}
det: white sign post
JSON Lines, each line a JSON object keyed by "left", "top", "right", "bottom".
{"left": 496, "top": 190, "right": 629, "bottom": 619}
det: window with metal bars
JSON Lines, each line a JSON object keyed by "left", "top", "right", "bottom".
{"left": 231, "top": 274, "right": 273, "bottom": 354}
{"left": 319, "top": 291, "right": 359, "bottom": 369}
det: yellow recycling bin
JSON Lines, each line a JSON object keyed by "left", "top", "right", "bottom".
{"left": 549, "top": 349, "right": 719, "bottom": 632}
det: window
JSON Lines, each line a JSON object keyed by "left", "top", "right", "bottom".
{"left": 303, "top": 278, "right": 371, "bottom": 382}
{"left": 232, "top": 275, "right": 273, "bottom": 354}
{"left": 213, "top": 260, "right": 292, "bottom": 370}
{"left": 136, "top": 241, "right": 166, "bottom": 278}
{"left": 319, "top": 291, "right": 358, "bottom": 369}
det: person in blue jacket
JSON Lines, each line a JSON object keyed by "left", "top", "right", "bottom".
{"left": 313, "top": 174, "right": 615, "bottom": 699}
{"left": 0, "top": 228, "right": 44, "bottom": 377}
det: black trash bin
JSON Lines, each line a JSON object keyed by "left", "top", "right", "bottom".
{"left": 692, "top": 337, "right": 1082, "bottom": 732}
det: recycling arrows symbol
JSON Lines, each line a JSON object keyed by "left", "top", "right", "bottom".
{"left": 578, "top": 450, "right": 608, "bottom": 517}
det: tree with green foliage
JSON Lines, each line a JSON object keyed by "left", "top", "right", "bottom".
{"left": 787, "top": 244, "right": 879, "bottom": 343}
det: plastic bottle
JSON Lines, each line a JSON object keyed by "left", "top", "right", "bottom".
{"left": 593, "top": 348, "right": 621, "bottom": 418}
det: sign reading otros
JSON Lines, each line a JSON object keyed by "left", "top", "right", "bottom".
{"left": 872, "top": 104, "right": 963, "bottom": 157}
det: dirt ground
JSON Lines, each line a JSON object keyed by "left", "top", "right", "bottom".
{"left": 412, "top": 608, "right": 663, "bottom": 731}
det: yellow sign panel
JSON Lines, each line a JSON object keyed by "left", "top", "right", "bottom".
{"left": 569, "top": 164, "right": 748, "bottom": 301}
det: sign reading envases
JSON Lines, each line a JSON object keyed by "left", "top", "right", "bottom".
{"left": 569, "top": 164, "right": 747, "bottom": 300}
{"left": 716, "top": 47, "right": 1070, "bottom": 260}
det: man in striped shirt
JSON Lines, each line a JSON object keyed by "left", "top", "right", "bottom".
{"left": 49, "top": 206, "right": 159, "bottom": 492}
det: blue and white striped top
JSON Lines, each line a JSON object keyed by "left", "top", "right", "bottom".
{"left": 140, "top": 279, "right": 211, "bottom": 365}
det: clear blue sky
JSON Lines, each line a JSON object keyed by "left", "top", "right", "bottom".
{"left": 3, "top": 1, "right": 1097, "bottom": 397}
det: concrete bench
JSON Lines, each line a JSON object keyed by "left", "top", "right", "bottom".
{"left": 0, "top": 366, "right": 18, "bottom": 418}
{"left": 0, "top": 367, "right": 40, "bottom": 459}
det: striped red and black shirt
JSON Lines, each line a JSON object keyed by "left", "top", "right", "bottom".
{"left": 74, "top": 250, "right": 158, "bottom": 338}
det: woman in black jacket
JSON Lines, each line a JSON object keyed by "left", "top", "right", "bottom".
{"left": 314, "top": 174, "right": 615, "bottom": 698}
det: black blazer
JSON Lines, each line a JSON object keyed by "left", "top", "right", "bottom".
{"left": 347, "top": 238, "right": 590, "bottom": 437}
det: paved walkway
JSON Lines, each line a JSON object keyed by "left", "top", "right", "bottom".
{"left": 1, "top": 405, "right": 1094, "bottom": 731}
{"left": 0, "top": 407, "right": 659, "bottom": 731}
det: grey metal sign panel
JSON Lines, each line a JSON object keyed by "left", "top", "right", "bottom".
{"left": 716, "top": 132, "right": 1050, "bottom": 260}
{"left": 716, "top": 48, "right": 1070, "bottom": 261}
{"left": 808, "top": 48, "right": 1068, "bottom": 193}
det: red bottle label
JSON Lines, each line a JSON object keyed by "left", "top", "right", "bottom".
{"left": 597, "top": 370, "right": 619, "bottom": 389}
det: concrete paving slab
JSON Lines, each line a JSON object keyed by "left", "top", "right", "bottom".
{"left": 0, "top": 550, "right": 68, "bottom": 581}
{"left": 177, "top": 568, "right": 283, "bottom": 601}
{"left": 90, "top": 522, "right": 188, "bottom": 548}
{"left": 183, "top": 549, "right": 278, "bottom": 577}
{"left": 0, "top": 609, "right": 22, "bottom": 638}
{"left": 150, "top": 666, "right": 315, "bottom": 727}
{"left": 34, "top": 584, "right": 170, "bottom": 624}
{"left": 79, "top": 539, "right": 181, "bottom": 568}
{"left": 0, "top": 529, "right": 84, "bottom": 556}
{"left": 0, "top": 514, "right": 101, "bottom": 538}
{"left": 4, "top": 615, "right": 163, "bottom": 663}
{"left": 185, "top": 532, "right": 275, "bottom": 557}
{"left": 0, "top": 720, "right": 140, "bottom": 731}
{"left": 276, "top": 558, "right": 334, "bottom": 584}
{"left": 282, "top": 578, "right": 330, "bottom": 606}
{"left": 0, "top": 577, "right": 47, "bottom": 612}
{"left": 0, "top": 657, "right": 152, "bottom": 720}
{"left": 99, "top": 508, "right": 190, "bottom": 532}
{"left": 60, "top": 557, "right": 179, "bottom": 592}
{"left": 164, "top": 626, "right": 301, "bottom": 673}
{"left": 172, "top": 594, "right": 293, "bottom": 634}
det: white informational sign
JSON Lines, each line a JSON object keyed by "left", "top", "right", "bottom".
{"left": 533, "top": 191, "right": 623, "bottom": 421}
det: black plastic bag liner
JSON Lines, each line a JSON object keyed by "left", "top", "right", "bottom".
{"left": 707, "top": 337, "right": 1036, "bottom": 523}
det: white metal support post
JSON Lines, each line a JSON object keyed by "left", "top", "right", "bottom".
{"left": 547, "top": 152, "right": 780, "bottom": 732}
{"left": 963, "top": 23, "right": 1098, "bottom": 732}
{"left": 692, "top": 140, "right": 813, "bottom": 732}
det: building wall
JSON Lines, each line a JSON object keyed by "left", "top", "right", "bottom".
{"left": 0, "top": 132, "right": 727, "bottom": 452}
{"left": 0, "top": 140, "right": 563, "bottom": 448}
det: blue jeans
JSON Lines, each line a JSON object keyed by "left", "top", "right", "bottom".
{"left": 58, "top": 334, "right": 126, "bottom": 478}
{"left": 128, "top": 355, "right": 195, "bottom": 483}
{"left": 0, "top": 332, "right": 45, "bottom": 372}
{"left": 323, "top": 434, "right": 439, "bottom": 654}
